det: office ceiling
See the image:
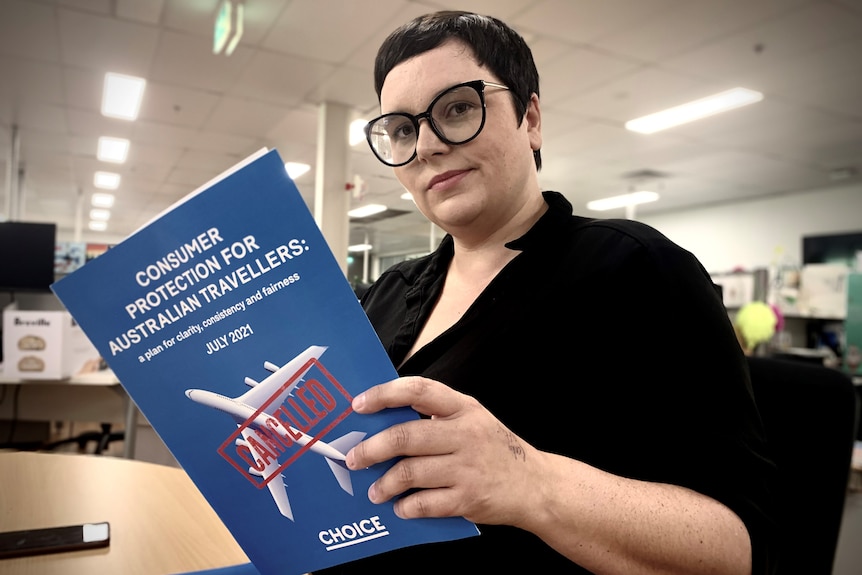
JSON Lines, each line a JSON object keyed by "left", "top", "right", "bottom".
{"left": 1, "top": 0, "right": 861, "bottom": 256}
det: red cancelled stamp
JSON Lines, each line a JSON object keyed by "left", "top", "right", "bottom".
{"left": 217, "top": 358, "right": 353, "bottom": 487}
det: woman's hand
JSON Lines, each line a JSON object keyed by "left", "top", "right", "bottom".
{"left": 345, "top": 375, "right": 544, "bottom": 527}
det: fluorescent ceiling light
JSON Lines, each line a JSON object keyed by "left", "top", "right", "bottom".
{"left": 89, "top": 208, "right": 111, "bottom": 221}
{"left": 94, "top": 171, "right": 121, "bottom": 190}
{"left": 102, "top": 73, "right": 146, "bottom": 120}
{"left": 400, "top": 191, "right": 414, "bottom": 201}
{"left": 348, "top": 204, "right": 387, "bottom": 218}
{"left": 91, "top": 193, "right": 115, "bottom": 208}
{"left": 349, "top": 119, "right": 367, "bottom": 146}
{"left": 587, "top": 191, "right": 660, "bottom": 211}
{"left": 348, "top": 243, "right": 373, "bottom": 252}
{"left": 284, "top": 162, "right": 311, "bottom": 179}
{"left": 97, "top": 136, "right": 130, "bottom": 163}
{"left": 625, "top": 88, "right": 763, "bottom": 134}
{"left": 88, "top": 220, "right": 108, "bottom": 231}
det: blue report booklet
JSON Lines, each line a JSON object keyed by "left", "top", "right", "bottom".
{"left": 52, "top": 149, "right": 478, "bottom": 575}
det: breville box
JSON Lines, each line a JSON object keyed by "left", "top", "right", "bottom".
{"left": 3, "top": 302, "right": 100, "bottom": 380}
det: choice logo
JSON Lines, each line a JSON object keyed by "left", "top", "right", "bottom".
{"left": 318, "top": 515, "right": 389, "bottom": 551}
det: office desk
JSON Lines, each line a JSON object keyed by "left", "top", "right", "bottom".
{"left": 0, "top": 371, "right": 139, "bottom": 458}
{"left": 0, "top": 451, "right": 249, "bottom": 575}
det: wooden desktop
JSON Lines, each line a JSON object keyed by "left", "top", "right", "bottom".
{"left": 0, "top": 451, "right": 249, "bottom": 575}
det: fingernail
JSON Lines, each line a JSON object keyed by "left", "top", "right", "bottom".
{"left": 352, "top": 392, "right": 366, "bottom": 412}
{"left": 346, "top": 449, "right": 355, "bottom": 470}
{"left": 367, "top": 482, "right": 379, "bottom": 503}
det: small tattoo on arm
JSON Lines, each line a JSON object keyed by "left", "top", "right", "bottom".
{"left": 501, "top": 427, "right": 526, "bottom": 461}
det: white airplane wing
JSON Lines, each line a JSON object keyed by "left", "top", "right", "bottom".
{"left": 322, "top": 431, "right": 367, "bottom": 495}
{"left": 238, "top": 345, "right": 327, "bottom": 410}
{"left": 239, "top": 426, "right": 294, "bottom": 520}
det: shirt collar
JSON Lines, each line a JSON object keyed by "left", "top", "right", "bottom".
{"left": 424, "top": 191, "right": 573, "bottom": 276}
{"left": 505, "top": 191, "right": 573, "bottom": 251}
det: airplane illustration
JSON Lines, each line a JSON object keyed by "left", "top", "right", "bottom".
{"left": 185, "top": 345, "right": 365, "bottom": 520}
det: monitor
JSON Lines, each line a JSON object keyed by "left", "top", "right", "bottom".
{"left": 802, "top": 231, "right": 862, "bottom": 267}
{"left": 0, "top": 221, "right": 57, "bottom": 292}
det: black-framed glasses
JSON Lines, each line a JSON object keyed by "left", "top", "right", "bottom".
{"left": 364, "top": 80, "right": 510, "bottom": 167}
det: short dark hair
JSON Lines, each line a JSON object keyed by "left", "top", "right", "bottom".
{"left": 373, "top": 11, "right": 542, "bottom": 171}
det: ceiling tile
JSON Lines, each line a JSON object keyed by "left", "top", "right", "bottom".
{"left": 176, "top": 148, "right": 241, "bottom": 172}
{"left": 66, "top": 109, "right": 133, "bottom": 139}
{"left": 343, "top": 1, "right": 437, "bottom": 72}
{"left": 513, "top": 0, "right": 681, "bottom": 44}
{"left": 167, "top": 165, "right": 223, "bottom": 188}
{"left": 663, "top": 2, "right": 862, "bottom": 81}
{"left": 138, "top": 82, "right": 221, "bottom": 128}
{"left": 161, "top": 0, "right": 224, "bottom": 35}
{"left": 130, "top": 120, "right": 198, "bottom": 149}
{"left": 230, "top": 50, "right": 335, "bottom": 107}
{"left": 537, "top": 47, "right": 641, "bottom": 106}
{"left": 263, "top": 0, "right": 404, "bottom": 64}
{"left": 15, "top": 102, "right": 69, "bottom": 135}
{"left": 202, "top": 96, "right": 291, "bottom": 138}
{"left": 62, "top": 67, "right": 104, "bottom": 113}
{"left": 149, "top": 29, "right": 251, "bottom": 92}
{"left": 58, "top": 0, "right": 112, "bottom": 15}
{"left": 190, "top": 131, "right": 261, "bottom": 156}
{"left": 124, "top": 141, "right": 183, "bottom": 170}
{"left": 116, "top": 0, "right": 165, "bottom": 24}
{"left": 308, "top": 65, "right": 378, "bottom": 110}
{"left": 560, "top": 67, "right": 712, "bottom": 123}
{"left": 0, "top": 57, "right": 65, "bottom": 114}
{"left": 591, "top": 0, "right": 813, "bottom": 61}
{"left": 58, "top": 7, "right": 159, "bottom": 75}
{"left": 266, "top": 106, "right": 319, "bottom": 153}
{"left": 0, "top": 0, "right": 61, "bottom": 61}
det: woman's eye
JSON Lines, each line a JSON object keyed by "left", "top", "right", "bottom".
{"left": 391, "top": 122, "right": 415, "bottom": 141}
{"left": 447, "top": 101, "right": 474, "bottom": 117}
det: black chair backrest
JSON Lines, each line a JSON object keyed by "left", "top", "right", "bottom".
{"left": 747, "top": 356, "right": 860, "bottom": 574}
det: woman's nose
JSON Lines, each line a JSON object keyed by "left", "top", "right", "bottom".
{"left": 414, "top": 118, "right": 449, "bottom": 160}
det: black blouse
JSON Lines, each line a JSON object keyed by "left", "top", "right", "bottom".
{"left": 319, "top": 191, "right": 777, "bottom": 574}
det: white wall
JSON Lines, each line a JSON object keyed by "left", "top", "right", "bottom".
{"left": 639, "top": 182, "right": 862, "bottom": 274}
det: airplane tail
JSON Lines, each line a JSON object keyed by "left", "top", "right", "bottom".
{"left": 324, "top": 431, "right": 366, "bottom": 495}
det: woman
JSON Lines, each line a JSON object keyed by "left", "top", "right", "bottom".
{"left": 321, "top": 11, "right": 777, "bottom": 575}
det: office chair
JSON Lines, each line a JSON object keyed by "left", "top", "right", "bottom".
{"left": 747, "top": 356, "right": 860, "bottom": 574}
{"left": 42, "top": 423, "right": 125, "bottom": 455}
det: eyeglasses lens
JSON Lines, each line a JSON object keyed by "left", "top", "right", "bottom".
{"left": 367, "top": 83, "right": 485, "bottom": 166}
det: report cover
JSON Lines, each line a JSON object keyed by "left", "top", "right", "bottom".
{"left": 51, "top": 149, "right": 478, "bottom": 575}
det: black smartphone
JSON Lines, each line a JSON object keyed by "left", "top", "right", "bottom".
{"left": 0, "top": 522, "right": 110, "bottom": 559}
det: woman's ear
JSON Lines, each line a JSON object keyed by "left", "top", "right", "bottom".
{"left": 525, "top": 93, "right": 542, "bottom": 152}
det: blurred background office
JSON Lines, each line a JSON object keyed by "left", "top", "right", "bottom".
{"left": 1, "top": 1, "right": 861, "bottom": 572}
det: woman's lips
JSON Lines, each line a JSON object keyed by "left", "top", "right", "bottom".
{"left": 428, "top": 170, "right": 470, "bottom": 192}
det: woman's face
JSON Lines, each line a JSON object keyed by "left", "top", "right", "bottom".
{"left": 379, "top": 40, "right": 542, "bottom": 241}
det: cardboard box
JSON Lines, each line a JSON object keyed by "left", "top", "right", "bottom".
{"left": 799, "top": 263, "right": 850, "bottom": 319}
{"left": 3, "top": 302, "right": 100, "bottom": 380}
